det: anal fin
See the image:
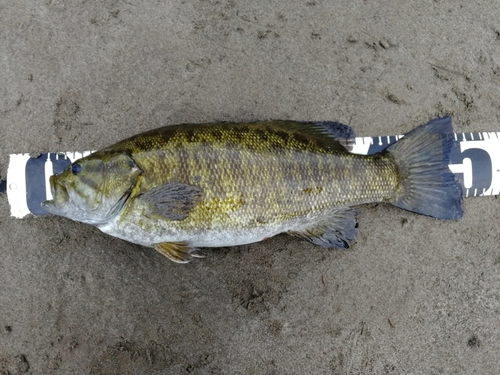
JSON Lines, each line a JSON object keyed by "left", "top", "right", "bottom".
{"left": 288, "top": 206, "right": 358, "bottom": 249}
{"left": 153, "top": 242, "right": 205, "bottom": 263}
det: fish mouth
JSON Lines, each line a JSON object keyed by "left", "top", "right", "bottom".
{"left": 41, "top": 175, "right": 69, "bottom": 214}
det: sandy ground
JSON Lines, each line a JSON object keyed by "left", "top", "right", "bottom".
{"left": 2, "top": 1, "right": 500, "bottom": 374}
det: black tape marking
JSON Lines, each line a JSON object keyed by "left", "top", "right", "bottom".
{"left": 25, "top": 153, "right": 71, "bottom": 215}
{"left": 25, "top": 155, "right": 48, "bottom": 215}
{"left": 450, "top": 145, "right": 492, "bottom": 196}
{"left": 366, "top": 135, "right": 399, "bottom": 154}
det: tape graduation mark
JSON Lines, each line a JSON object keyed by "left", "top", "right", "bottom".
{"left": 4, "top": 151, "right": 95, "bottom": 218}
{"left": 1, "top": 131, "right": 499, "bottom": 218}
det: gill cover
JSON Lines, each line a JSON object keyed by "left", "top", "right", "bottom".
{"left": 42, "top": 152, "right": 141, "bottom": 225}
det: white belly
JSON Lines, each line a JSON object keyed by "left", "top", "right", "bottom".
{"left": 97, "top": 215, "right": 294, "bottom": 248}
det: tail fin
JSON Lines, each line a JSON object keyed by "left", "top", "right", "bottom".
{"left": 388, "top": 116, "right": 463, "bottom": 220}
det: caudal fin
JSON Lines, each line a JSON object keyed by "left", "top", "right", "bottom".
{"left": 387, "top": 116, "right": 463, "bottom": 220}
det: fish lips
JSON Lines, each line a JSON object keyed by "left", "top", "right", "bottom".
{"left": 41, "top": 175, "right": 70, "bottom": 215}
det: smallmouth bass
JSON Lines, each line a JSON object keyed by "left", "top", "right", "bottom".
{"left": 42, "top": 117, "right": 463, "bottom": 263}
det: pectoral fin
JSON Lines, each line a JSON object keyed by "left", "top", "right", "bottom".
{"left": 288, "top": 206, "right": 358, "bottom": 249}
{"left": 140, "top": 182, "right": 203, "bottom": 221}
{"left": 153, "top": 242, "right": 205, "bottom": 263}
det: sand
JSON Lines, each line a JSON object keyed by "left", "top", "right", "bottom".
{"left": 1, "top": 1, "right": 500, "bottom": 374}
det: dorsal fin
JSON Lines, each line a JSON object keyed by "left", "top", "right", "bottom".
{"left": 256, "top": 120, "right": 355, "bottom": 152}
{"left": 261, "top": 120, "right": 354, "bottom": 139}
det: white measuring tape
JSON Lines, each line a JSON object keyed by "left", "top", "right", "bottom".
{"left": 3, "top": 131, "right": 500, "bottom": 218}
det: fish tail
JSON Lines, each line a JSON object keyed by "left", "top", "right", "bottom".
{"left": 387, "top": 116, "right": 463, "bottom": 220}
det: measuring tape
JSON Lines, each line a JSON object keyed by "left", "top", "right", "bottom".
{"left": 2, "top": 131, "right": 499, "bottom": 218}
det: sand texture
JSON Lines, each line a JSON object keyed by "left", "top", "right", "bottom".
{"left": 1, "top": 1, "right": 500, "bottom": 374}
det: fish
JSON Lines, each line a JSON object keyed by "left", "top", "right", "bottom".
{"left": 42, "top": 117, "right": 463, "bottom": 263}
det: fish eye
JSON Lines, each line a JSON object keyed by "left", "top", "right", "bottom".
{"left": 71, "top": 163, "right": 82, "bottom": 175}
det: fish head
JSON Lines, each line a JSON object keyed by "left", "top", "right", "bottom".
{"left": 42, "top": 152, "right": 141, "bottom": 225}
